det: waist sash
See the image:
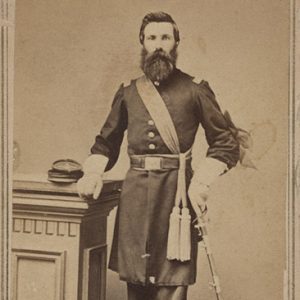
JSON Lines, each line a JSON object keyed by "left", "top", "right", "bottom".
{"left": 136, "top": 75, "right": 191, "bottom": 261}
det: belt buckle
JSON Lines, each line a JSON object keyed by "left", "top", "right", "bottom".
{"left": 144, "top": 157, "right": 161, "bottom": 170}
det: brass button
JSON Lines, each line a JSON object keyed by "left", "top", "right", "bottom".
{"left": 148, "top": 131, "right": 155, "bottom": 138}
{"left": 148, "top": 143, "right": 156, "bottom": 150}
{"left": 148, "top": 120, "right": 154, "bottom": 126}
{"left": 149, "top": 276, "right": 156, "bottom": 283}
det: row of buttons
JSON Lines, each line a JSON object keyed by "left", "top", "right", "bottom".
{"left": 148, "top": 120, "right": 156, "bottom": 149}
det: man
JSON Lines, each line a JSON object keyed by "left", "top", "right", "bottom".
{"left": 78, "top": 12, "right": 239, "bottom": 300}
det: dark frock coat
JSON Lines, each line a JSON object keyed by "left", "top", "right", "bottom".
{"left": 90, "top": 69, "right": 239, "bottom": 286}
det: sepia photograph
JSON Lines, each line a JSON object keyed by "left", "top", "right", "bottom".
{"left": 1, "top": 0, "right": 299, "bottom": 299}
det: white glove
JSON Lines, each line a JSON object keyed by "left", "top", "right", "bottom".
{"left": 77, "top": 155, "right": 108, "bottom": 200}
{"left": 188, "top": 157, "right": 227, "bottom": 218}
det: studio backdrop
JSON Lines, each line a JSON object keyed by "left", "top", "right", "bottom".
{"left": 14, "top": 1, "right": 289, "bottom": 299}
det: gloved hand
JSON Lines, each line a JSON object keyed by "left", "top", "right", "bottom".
{"left": 77, "top": 155, "right": 108, "bottom": 200}
{"left": 188, "top": 157, "right": 227, "bottom": 218}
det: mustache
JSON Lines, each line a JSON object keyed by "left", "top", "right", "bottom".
{"left": 145, "top": 48, "right": 174, "bottom": 64}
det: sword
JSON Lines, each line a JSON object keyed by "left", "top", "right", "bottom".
{"left": 194, "top": 215, "right": 225, "bottom": 300}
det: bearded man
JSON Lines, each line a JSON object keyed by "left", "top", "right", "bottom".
{"left": 77, "top": 12, "right": 239, "bottom": 300}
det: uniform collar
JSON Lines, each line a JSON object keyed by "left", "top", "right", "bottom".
{"left": 151, "top": 68, "right": 180, "bottom": 87}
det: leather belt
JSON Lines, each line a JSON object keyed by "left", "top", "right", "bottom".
{"left": 130, "top": 155, "right": 191, "bottom": 170}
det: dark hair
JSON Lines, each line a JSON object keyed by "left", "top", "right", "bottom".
{"left": 139, "top": 12, "right": 180, "bottom": 44}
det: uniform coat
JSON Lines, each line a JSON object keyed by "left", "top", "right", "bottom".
{"left": 91, "top": 68, "right": 239, "bottom": 286}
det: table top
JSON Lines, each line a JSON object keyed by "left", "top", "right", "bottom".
{"left": 13, "top": 173, "right": 123, "bottom": 196}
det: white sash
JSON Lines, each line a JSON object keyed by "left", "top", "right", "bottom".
{"left": 136, "top": 75, "right": 191, "bottom": 261}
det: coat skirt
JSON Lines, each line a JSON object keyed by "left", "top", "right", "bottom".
{"left": 108, "top": 165, "right": 199, "bottom": 286}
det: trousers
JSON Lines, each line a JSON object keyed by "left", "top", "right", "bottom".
{"left": 127, "top": 283, "right": 188, "bottom": 300}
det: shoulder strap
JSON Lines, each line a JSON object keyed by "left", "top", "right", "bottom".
{"left": 136, "top": 75, "right": 180, "bottom": 154}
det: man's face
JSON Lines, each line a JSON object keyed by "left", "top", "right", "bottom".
{"left": 143, "top": 22, "right": 176, "bottom": 54}
{"left": 141, "top": 22, "right": 178, "bottom": 82}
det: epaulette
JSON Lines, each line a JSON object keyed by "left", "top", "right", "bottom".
{"left": 192, "top": 76, "right": 204, "bottom": 84}
{"left": 122, "top": 79, "right": 131, "bottom": 88}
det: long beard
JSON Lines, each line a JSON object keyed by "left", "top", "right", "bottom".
{"left": 140, "top": 47, "right": 177, "bottom": 82}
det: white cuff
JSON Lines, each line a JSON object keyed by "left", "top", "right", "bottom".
{"left": 82, "top": 154, "right": 109, "bottom": 176}
{"left": 193, "top": 157, "right": 227, "bottom": 187}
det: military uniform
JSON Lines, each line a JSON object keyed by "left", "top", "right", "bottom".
{"left": 90, "top": 68, "right": 239, "bottom": 288}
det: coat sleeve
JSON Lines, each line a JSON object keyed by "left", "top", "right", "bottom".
{"left": 196, "top": 80, "right": 240, "bottom": 169}
{"left": 90, "top": 84, "right": 128, "bottom": 171}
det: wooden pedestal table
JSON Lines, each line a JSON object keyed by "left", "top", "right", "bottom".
{"left": 12, "top": 174, "right": 122, "bottom": 300}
